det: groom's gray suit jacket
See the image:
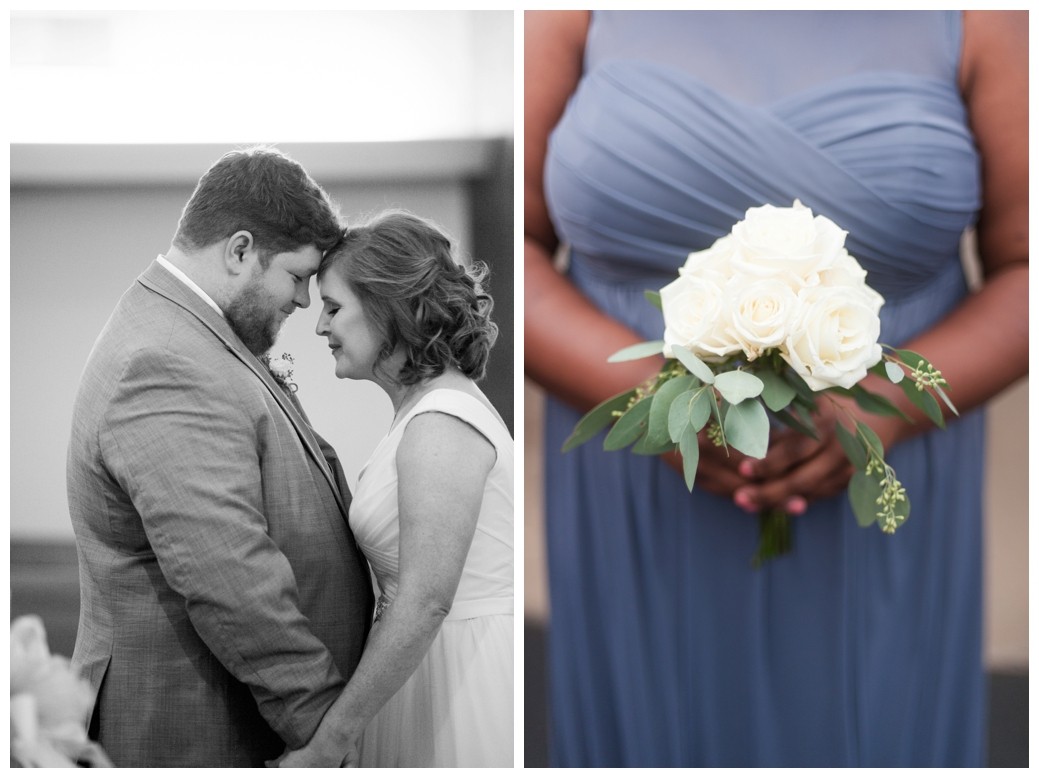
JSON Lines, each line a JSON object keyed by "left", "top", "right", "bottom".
{"left": 67, "top": 260, "right": 373, "bottom": 767}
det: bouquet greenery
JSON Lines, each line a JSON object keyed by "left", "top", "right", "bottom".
{"left": 563, "top": 201, "right": 956, "bottom": 565}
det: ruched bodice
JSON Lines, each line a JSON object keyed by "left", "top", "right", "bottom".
{"left": 540, "top": 11, "right": 985, "bottom": 767}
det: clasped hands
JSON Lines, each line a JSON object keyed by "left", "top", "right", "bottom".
{"left": 268, "top": 735, "right": 359, "bottom": 768}
{"left": 666, "top": 396, "right": 901, "bottom": 515}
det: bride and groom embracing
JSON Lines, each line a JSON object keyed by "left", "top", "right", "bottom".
{"left": 65, "top": 147, "right": 514, "bottom": 768}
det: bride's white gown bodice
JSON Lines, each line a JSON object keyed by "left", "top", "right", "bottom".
{"left": 348, "top": 386, "right": 514, "bottom": 767}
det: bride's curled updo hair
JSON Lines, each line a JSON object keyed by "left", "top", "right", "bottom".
{"left": 319, "top": 210, "right": 499, "bottom": 386}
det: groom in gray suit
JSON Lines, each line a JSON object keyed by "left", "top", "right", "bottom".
{"left": 66, "top": 147, "right": 373, "bottom": 767}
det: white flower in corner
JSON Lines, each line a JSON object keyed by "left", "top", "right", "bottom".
{"left": 10, "top": 615, "right": 112, "bottom": 767}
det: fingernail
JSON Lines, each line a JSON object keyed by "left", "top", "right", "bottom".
{"left": 738, "top": 460, "right": 755, "bottom": 478}
{"left": 786, "top": 496, "right": 807, "bottom": 515}
{"left": 734, "top": 489, "right": 756, "bottom": 512}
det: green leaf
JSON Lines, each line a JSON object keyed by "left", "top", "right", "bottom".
{"left": 850, "top": 385, "right": 912, "bottom": 421}
{"left": 678, "top": 425, "right": 700, "bottom": 491}
{"left": 884, "top": 360, "right": 905, "bottom": 383}
{"left": 689, "top": 388, "right": 713, "bottom": 433}
{"left": 848, "top": 470, "right": 882, "bottom": 528}
{"left": 714, "top": 370, "right": 765, "bottom": 405}
{"left": 707, "top": 390, "right": 728, "bottom": 449}
{"left": 785, "top": 368, "right": 819, "bottom": 406}
{"left": 671, "top": 345, "right": 715, "bottom": 384}
{"left": 773, "top": 400, "right": 819, "bottom": 439}
{"left": 644, "top": 289, "right": 662, "bottom": 310}
{"left": 562, "top": 389, "right": 637, "bottom": 452}
{"left": 835, "top": 422, "right": 867, "bottom": 470}
{"left": 647, "top": 375, "right": 697, "bottom": 446}
{"left": 892, "top": 348, "right": 930, "bottom": 372}
{"left": 756, "top": 368, "right": 798, "bottom": 412}
{"left": 723, "top": 397, "right": 770, "bottom": 459}
{"left": 899, "top": 380, "right": 945, "bottom": 428}
{"left": 855, "top": 421, "right": 885, "bottom": 460}
{"left": 933, "top": 383, "right": 959, "bottom": 417}
{"left": 668, "top": 389, "right": 694, "bottom": 442}
{"left": 632, "top": 433, "right": 677, "bottom": 456}
{"left": 603, "top": 395, "right": 653, "bottom": 451}
{"left": 608, "top": 340, "right": 665, "bottom": 362}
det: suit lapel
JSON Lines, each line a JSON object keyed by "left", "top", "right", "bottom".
{"left": 137, "top": 261, "right": 350, "bottom": 519}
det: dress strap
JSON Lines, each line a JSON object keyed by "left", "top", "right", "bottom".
{"left": 404, "top": 389, "right": 510, "bottom": 456}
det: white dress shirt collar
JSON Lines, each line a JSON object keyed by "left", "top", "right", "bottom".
{"left": 156, "top": 254, "right": 224, "bottom": 318}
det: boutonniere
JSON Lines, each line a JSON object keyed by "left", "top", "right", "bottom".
{"left": 260, "top": 352, "right": 298, "bottom": 394}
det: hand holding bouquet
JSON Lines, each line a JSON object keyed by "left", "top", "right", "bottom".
{"left": 564, "top": 201, "right": 957, "bottom": 565}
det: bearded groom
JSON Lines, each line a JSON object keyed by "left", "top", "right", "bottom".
{"left": 66, "top": 147, "right": 373, "bottom": 767}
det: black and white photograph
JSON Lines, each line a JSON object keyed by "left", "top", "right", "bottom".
{"left": 10, "top": 10, "right": 514, "bottom": 768}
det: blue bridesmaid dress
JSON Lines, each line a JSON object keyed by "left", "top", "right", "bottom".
{"left": 541, "top": 11, "right": 985, "bottom": 767}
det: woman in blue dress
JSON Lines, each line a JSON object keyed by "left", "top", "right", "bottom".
{"left": 525, "top": 11, "right": 1026, "bottom": 767}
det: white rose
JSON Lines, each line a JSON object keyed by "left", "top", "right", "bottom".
{"left": 660, "top": 273, "right": 742, "bottom": 361}
{"left": 817, "top": 248, "right": 885, "bottom": 313}
{"left": 781, "top": 285, "right": 882, "bottom": 390}
{"left": 731, "top": 200, "right": 847, "bottom": 288}
{"left": 679, "top": 234, "right": 737, "bottom": 279}
{"left": 728, "top": 276, "right": 800, "bottom": 360}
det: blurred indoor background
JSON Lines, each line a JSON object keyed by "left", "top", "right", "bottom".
{"left": 8, "top": 6, "right": 513, "bottom": 696}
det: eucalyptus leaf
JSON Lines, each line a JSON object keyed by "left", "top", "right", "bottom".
{"left": 668, "top": 389, "right": 693, "bottom": 442}
{"left": 723, "top": 397, "right": 770, "bottom": 459}
{"left": 933, "top": 383, "right": 959, "bottom": 416}
{"left": 854, "top": 421, "right": 885, "bottom": 459}
{"left": 835, "top": 422, "right": 867, "bottom": 470}
{"left": 603, "top": 395, "right": 653, "bottom": 451}
{"left": 774, "top": 400, "right": 819, "bottom": 439}
{"left": 892, "top": 348, "right": 930, "bottom": 372}
{"left": 689, "top": 388, "right": 713, "bottom": 433}
{"left": 785, "top": 368, "right": 818, "bottom": 405}
{"left": 884, "top": 360, "right": 905, "bottom": 383}
{"left": 848, "top": 470, "right": 883, "bottom": 528}
{"left": 672, "top": 345, "right": 715, "bottom": 384}
{"left": 707, "top": 390, "right": 727, "bottom": 449}
{"left": 648, "top": 375, "right": 697, "bottom": 446}
{"left": 644, "top": 289, "right": 662, "bottom": 311}
{"left": 899, "top": 380, "right": 945, "bottom": 428}
{"left": 562, "top": 388, "right": 637, "bottom": 452}
{"left": 773, "top": 407, "right": 817, "bottom": 439}
{"left": 633, "top": 433, "right": 677, "bottom": 456}
{"left": 850, "top": 385, "right": 912, "bottom": 421}
{"left": 714, "top": 370, "right": 765, "bottom": 405}
{"left": 756, "top": 368, "right": 798, "bottom": 412}
{"left": 608, "top": 340, "right": 665, "bottom": 363}
{"left": 678, "top": 426, "right": 700, "bottom": 491}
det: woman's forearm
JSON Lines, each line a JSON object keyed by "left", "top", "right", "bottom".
{"left": 851, "top": 262, "right": 1028, "bottom": 446}
{"left": 524, "top": 237, "right": 663, "bottom": 411}
{"left": 306, "top": 600, "right": 448, "bottom": 755}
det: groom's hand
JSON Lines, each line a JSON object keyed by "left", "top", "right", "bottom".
{"left": 270, "top": 734, "right": 360, "bottom": 768}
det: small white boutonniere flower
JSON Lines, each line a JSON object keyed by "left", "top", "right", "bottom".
{"left": 260, "top": 352, "right": 298, "bottom": 394}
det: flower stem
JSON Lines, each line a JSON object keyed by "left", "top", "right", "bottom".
{"left": 752, "top": 508, "right": 792, "bottom": 567}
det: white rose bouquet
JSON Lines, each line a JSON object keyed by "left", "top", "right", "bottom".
{"left": 564, "top": 201, "right": 957, "bottom": 565}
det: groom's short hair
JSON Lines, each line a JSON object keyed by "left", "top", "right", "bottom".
{"left": 172, "top": 146, "right": 342, "bottom": 263}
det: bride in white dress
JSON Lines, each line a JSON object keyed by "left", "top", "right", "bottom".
{"left": 279, "top": 210, "right": 513, "bottom": 768}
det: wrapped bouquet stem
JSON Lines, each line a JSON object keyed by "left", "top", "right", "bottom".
{"left": 563, "top": 201, "right": 957, "bottom": 565}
